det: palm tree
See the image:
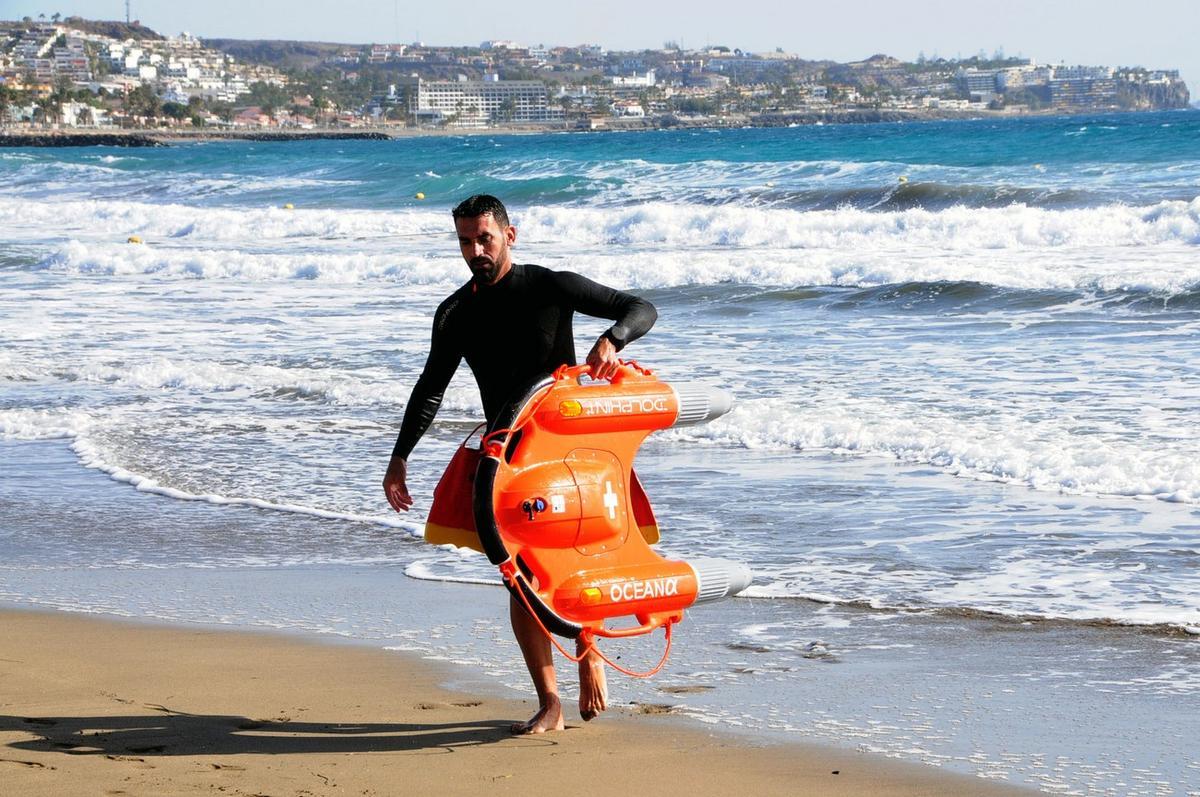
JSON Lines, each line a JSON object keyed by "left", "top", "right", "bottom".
{"left": 309, "top": 87, "right": 328, "bottom": 126}
{"left": 38, "top": 80, "right": 72, "bottom": 127}
{"left": 127, "top": 83, "right": 161, "bottom": 122}
{"left": 401, "top": 83, "right": 417, "bottom": 127}
{"left": 35, "top": 97, "right": 56, "bottom": 127}
{"left": 498, "top": 97, "right": 517, "bottom": 123}
{"left": 0, "top": 86, "right": 14, "bottom": 126}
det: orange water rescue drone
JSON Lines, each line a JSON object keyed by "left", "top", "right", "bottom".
{"left": 425, "top": 361, "right": 751, "bottom": 675}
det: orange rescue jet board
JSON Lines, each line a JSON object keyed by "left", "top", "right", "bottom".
{"left": 428, "top": 361, "right": 751, "bottom": 660}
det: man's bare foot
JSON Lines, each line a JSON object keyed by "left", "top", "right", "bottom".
{"left": 578, "top": 644, "right": 608, "bottom": 721}
{"left": 510, "top": 694, "right": 564, "bottom": 734}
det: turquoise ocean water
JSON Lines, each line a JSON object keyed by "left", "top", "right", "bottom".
{"left": 2, "top": 112, "right": 1199, "bottom": 793}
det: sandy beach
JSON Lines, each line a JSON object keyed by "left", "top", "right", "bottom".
{"left": 0, "top": 608, "right": 1039, "bottom": 797}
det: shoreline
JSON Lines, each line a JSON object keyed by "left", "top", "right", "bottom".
{"left": 3, "top": 398, "right": 1200, "bottom": 795}
{"left": 2, "top": 107, "right": 1194, "bottom": 147}
{"left": 0, "top": 606, "right": 1037, "bottom": 797}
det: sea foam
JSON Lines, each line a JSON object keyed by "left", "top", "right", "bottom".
{"left": 675, "top": 398, "right": 1200, "bottom": 505}
{"left": 0, "top": 407, "right": 424, "bottom": 537}
{"left": 22, "top": 196, "right": 1200, "bottom": 296}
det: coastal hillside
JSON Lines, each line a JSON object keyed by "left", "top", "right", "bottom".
{"left": 194, "top": 36, "right": 1191, "bottom": 113}
{"left": 1, "top": 15, "right": 1190, "bottom": 132}
{"left": 60, "top": 16, "right": 163, "bottom": 41}
{"left": 201, "top": 38, "right": 351, "bottom": 71}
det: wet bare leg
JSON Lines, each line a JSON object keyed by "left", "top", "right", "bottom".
{"left": 509, "top": 594, "right": 564, "bottom": 734}
{"left": 578, "top": 638, "right": 608, "bottom": 721}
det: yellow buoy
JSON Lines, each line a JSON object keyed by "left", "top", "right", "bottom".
{"left": 127, "top": 235, "right": 143, "bottom": 244}
{"left": 282, "top": 203, "right": 294, "bottom": 210}
{"left": 414, "top": 192, "right": 425, "bottom": 200}
{"left": 898, "top": 175, "right": 908, "bottom": 184}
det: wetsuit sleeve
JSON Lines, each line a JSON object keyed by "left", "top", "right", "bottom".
{"left": 390, "top": 300, "right": 463, "bottom": 461}
{"left": 553, "top": 270, "right": 657, "bottom": 350}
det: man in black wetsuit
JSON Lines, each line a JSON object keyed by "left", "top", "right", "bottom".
{"left": 383, "top": 194, "right": 657, "bottom": 734}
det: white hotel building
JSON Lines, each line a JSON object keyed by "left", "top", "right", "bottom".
{"left": 399, "top": 76, "right": 561, "bottom": 127}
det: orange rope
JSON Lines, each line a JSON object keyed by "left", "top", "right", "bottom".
{"left": 505, "top": 567, "right": 674, "bottom": 678}
{"left": 589, "top": 623, "right": 673, "bottom": 679}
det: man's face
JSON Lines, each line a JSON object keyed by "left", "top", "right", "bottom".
{"left": 455, "top": 213, "right": 516, "bottom": 285}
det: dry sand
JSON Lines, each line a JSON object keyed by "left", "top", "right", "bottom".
{"left": 0, "top": 608, "right": 1037, "bottom": 796}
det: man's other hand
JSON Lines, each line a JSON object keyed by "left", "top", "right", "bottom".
{"left": 383, "top": 456, "right": 414, "bottom": 512}
{"left": 586, "top": 334, "right": 620, "bottom": 381}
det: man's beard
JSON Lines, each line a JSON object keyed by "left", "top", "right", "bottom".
{"left": 470, "top": 256, "right": 501, "bottom": 284}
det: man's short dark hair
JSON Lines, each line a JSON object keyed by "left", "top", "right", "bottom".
{"left": 452, "top": 194, "right": 510, "bottom": 228}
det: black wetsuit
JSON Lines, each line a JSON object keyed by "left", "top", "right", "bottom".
{"left": 391, "top": 263, "right": 657, "bottom": 460}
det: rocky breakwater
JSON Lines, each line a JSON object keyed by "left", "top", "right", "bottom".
{"left": 0, "top": 130, "right": 396, "bottom": 147}
{"left": 0, "top": 131, "right": 167, "bottom": 147}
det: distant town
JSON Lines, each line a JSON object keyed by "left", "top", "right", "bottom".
{"left": 0, "top": 14, "right": 1192, "bottom": 135}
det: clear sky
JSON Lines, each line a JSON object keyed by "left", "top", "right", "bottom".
{"left": 6, "top": 0, "right": 1197, "bottom": 92}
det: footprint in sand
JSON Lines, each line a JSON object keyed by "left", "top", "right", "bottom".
{"left": 99, "top": 691, "right": 134, "bottom": 705}
{"left": 452, "top": 701, "right": 482, "bottom": 708}
{"left": 0, "top": 758, "right": 55, "bottom": 770}
{"left": 632, "top": 703, "right": 675, "bottom": 715}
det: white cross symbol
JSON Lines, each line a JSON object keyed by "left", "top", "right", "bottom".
{"left": 603, "top": 481, "right": 619, "bottom": 520}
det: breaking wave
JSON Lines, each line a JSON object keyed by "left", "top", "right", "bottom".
{"left": 0, "top": 353, "right": 482, "bottom": 412}
{"left": 16, "top": 198, "right": 1200, "bottom": 297}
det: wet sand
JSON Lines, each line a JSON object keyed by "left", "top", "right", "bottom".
{"left": 0, "top": 608, "right": 1036, "bottom": 797}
